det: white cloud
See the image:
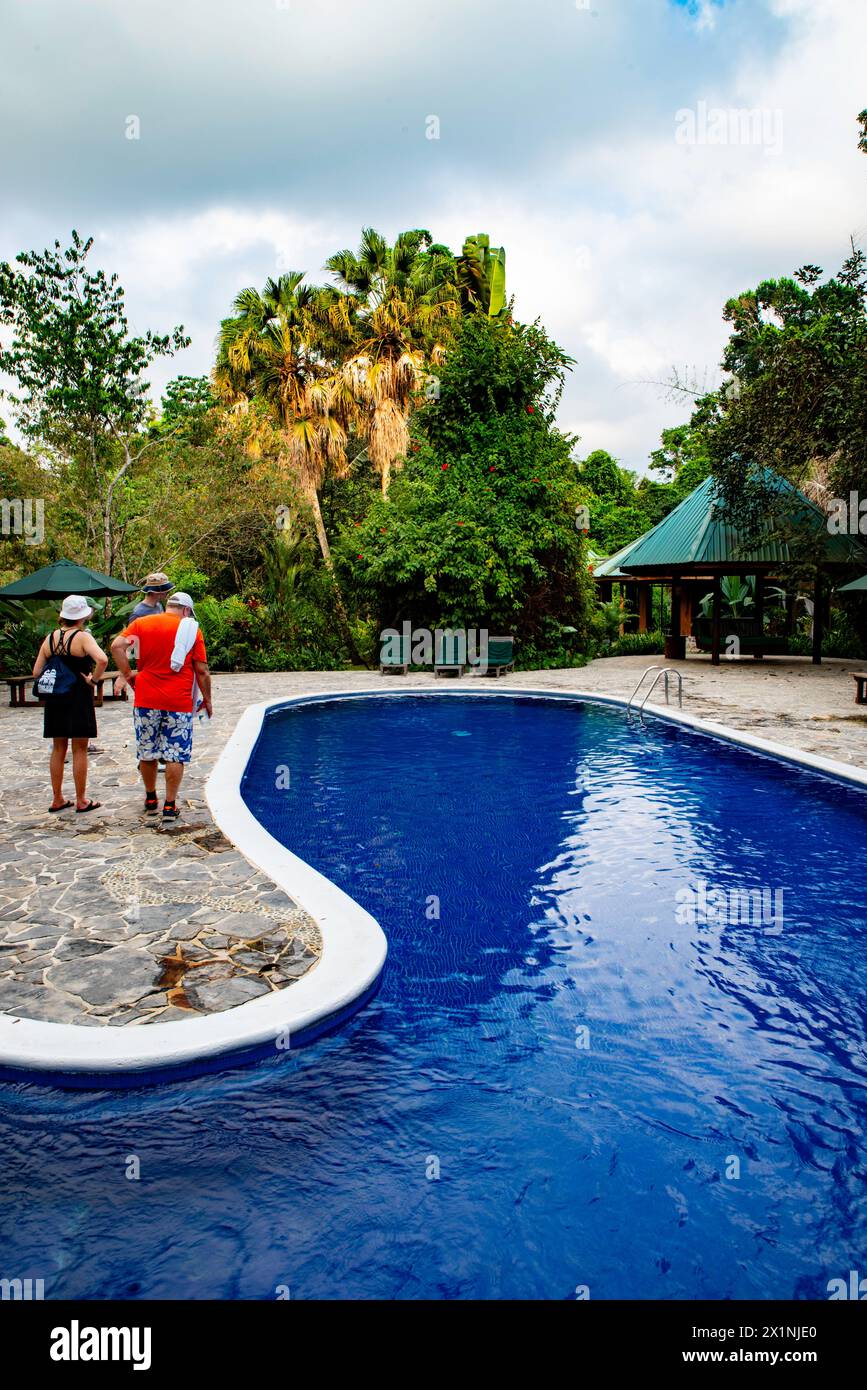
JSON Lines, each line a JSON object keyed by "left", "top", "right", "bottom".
{"left": 2, "top": 0, "right": 865, "bottom": 473}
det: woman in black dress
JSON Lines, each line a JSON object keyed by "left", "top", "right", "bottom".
{"left": 32, "top": 595, "right": 108, "bottom": 813}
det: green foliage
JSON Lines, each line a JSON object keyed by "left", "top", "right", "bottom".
{"left": 602, "top": 631, "right": 666, "bottom": 658}
{"left": 648, "top": 423, "right": 711, "bottom": 483}
{"left": 457, "top": 234, "right": 507, "bottom": 318}
{"left": 696, "top": 575, "right": 786, "bottom": 620}
{"left": 580, "top": 449, "right": 632, "bottom": 506}
{"left": 196, "top": 595, "right": 259, "bottom": 670}
{"left": 0, "top": 231, "right": 189, "bottom": 445}
{"left": 340, "top": 315, "right": 592, "bottom": 652}
{"left": 591, "top": 501, "right": 649, "bottom": 554}
{"left": 156, "top": 376, "right": 215, "bottom": 443}
{"left": 0, "top": 599, "right": 52, "bottom": 674}
{"left": 591, "top": 595, "right": 628, "bottom": 644}
{"left": 788, "top": 604, "right": 866, "bottom": 660}
{"left": 0, "top": 231, "right": 189, "bottom": 575}
{"left": 579, "top": 446, "right": 699, "bottom": 556}
{"left": 170, "top": 567, "right": 210, "bottom": 601}
{"left": 704, "top": 249, "right": 867, "bottom": 531}
{"left": 0, "top": 595, "right": 137, "bottom": 673}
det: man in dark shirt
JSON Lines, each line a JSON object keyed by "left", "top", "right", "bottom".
{"left": 130, "top": 572, "right": 173, "bottom": 621}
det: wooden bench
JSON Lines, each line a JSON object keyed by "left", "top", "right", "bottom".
{"left": 853, "top": 673, "right": 867, "bottom": 706}
{"left": 4, "top": 671, "right": 129, "bottom": 708}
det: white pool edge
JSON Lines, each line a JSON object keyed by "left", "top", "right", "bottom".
{"left": 2, "top": 681, "right": 866, "bottom": 1082}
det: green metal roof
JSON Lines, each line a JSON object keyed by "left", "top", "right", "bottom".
{"left": 592, "top": 535, "right": 644, "bottom": 580}
{"left": 617, "top": 469, "right": 867, "bottom": 574}
{"left": 838, "top": 573, "right": 867, "bottom": 593}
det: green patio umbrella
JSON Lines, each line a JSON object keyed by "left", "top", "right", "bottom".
{"left": 837, "top": 574, "right": 867, "bottom": 593}
{"left": 0, "top": 557, "right": 137, "bottom": 600}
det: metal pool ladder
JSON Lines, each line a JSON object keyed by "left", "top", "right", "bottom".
{"left": 626, "top": 665, "right": 684, "bottom": 718}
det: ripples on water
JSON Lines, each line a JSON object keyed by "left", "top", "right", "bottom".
{"left": 2, "top": 694, "right": 866, "bottom": 1299}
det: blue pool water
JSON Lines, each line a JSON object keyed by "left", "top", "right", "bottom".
{"left": 2, "top": 693, "right": 867, "bottom": 1300}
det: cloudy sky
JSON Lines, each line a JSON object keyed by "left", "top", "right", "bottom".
{"left": 2, "top": 0, "right": 865, "bottom": 472}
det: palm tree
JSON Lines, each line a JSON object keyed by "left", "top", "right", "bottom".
{"left": 214, "top": 272, "right": 352, "bottom": 566}
{"left": 214, "top": 273, "right": 364, "bottom": 661}
{"left": 326, "top": 228, "right": 459, "bottom": 496}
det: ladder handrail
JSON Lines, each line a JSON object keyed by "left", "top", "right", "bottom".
{"left": 625, "top": 665, "right": 666, "bottom": 714}
{"left": 638, "top": 667, "right": 684, "bottom": 714}
{"left": 626, "top": 665, "right": 684, "bottom": 718}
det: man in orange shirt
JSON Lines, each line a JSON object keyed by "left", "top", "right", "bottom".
{"left": 111, "top": 592, "right": 213, "bottom": 820}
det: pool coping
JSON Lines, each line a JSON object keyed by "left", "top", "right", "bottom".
{"left": 2, "top": 681, "right": 866, "bottom": 1085}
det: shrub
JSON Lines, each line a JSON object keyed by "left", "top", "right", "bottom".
{"left": 589, "top": 631, "right": 666, "bottom": 660}
{"left": 169, "top": 567, "right": 210, "bottom": 601}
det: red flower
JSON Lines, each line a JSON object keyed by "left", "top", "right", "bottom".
{"left": 380, "top": 528, "right": 387, "bottom": 533}
{"left": 441, "top": 463, "right": 449, "bottom": 470}
{"left": 357, "top": 553, "right": 363, "bottom": 559}
{"left": 527, "top": 405, "right": 535, "bottom": 413}
{"left": 489, "top": 466, "right": 496, "bottom": 472}
{"left": 457, "top": 521, "right": 464, "bottom": 526}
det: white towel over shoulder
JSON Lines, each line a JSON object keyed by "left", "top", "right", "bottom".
{"left": 170, "top": 616, "right": 199, "bottom": 672}
{"left": 170, "top": 615, "right": 204, "bottom": 714}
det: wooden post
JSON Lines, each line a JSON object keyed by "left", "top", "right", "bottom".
{"left": 711, "top": 574, "right": 722, "bottom": 665}
{"left": 666, "top": 576, "right": 686, "bottom": 659}
{"left": 638, "top": 584, "right": 651, "bottom": 634}
{"left": 680, "top": 584, "right": 694, "bottom": 638}
{"left": 812, "top": 571, "right": 823, "bottom": 665}
{"left": 753, "top": 573, "right": 765, "bottom": 660}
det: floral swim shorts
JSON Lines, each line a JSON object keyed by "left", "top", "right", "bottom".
{"left": 133, "top": 707, "right": 194, "bottom": 764}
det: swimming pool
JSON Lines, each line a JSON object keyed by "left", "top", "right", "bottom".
{"left": 2, "top": 692, "right": 866, "bottom": 1299}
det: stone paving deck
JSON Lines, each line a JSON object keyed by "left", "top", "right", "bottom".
{"left": 1, "top": 654, "right": 865, "bottom": 1028}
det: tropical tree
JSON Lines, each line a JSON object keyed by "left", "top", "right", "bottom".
{"left": 0, "top": 230, "right": 189, "bottom": 575}
{"left": 214, "top": 272, "right": 354, "bottom": 566}
{"left": 343, "top": 313, "right": 592, "bottom": 659}
{"left": 325, "top": 228, "right": 459, "bottom": 496}
{"left": 456, "top": 233, "right": 507, "bottom": 317}
{"left": 214, "top": 272, "right": 364, "bottom": 661}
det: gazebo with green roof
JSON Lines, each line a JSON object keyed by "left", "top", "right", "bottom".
{"left": 593, "top": 469, "right": 867, "bottom": 665}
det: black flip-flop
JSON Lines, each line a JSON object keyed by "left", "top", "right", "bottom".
{"left": 49, "top": 801, "right": 73, "bottom": 813}
{"left": 75, "top": 800, "right": 101, "bottom": 814}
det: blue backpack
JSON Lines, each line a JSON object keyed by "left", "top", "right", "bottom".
{"left": 33, "top": 629, "right": 80, "bottom": 701}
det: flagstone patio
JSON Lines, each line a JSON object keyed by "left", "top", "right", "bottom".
{"left": 1, "top": 654, "right": 865, "bottom": 1029}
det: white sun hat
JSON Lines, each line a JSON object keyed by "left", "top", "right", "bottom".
{"left": 59, "top": 594, "right": 94, "bottom": 622}
{"left": 167, "top": 590, "right": 196, "bottom": 614}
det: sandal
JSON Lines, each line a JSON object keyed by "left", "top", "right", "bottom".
{"left": 49, "top": 801, "right": 73, "bottom": 813}
{"left": 162, "top": 801, "right": 181, "bottom": 820}
{"left": 75, "top": 800, "right": 101, "bottom": 814}
{"left": 144, "top": 793, "right": 159, "bottom": 816}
